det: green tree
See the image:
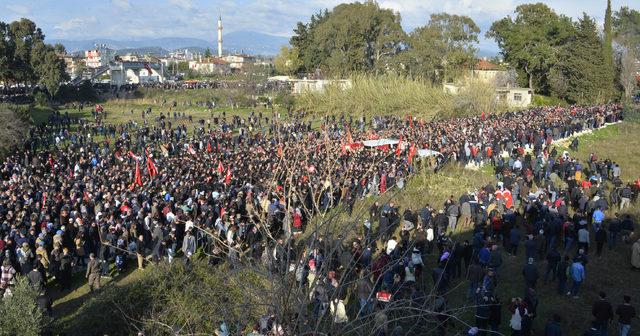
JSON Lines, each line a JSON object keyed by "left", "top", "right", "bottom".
{"left": 176, "top": 61, "right": 190, "bottom": 73}
{"left": 53, "top": 43, "right": 66, "bottom": 54}
{"left": 403, "top": 13, "right": 480, "bottom": 83}
{"left": 613, "top": 7, "right": 640, "bottom": 103}
{"left": 74, "top": 62, "right": 87, "bottom": 78}
{"left": 8, "top": 18, "right": 45, "bottom": 84}
{"left": 30, "top": 41, "right": 69, "bottom": 96}
{"left": 290, "top": 10, "right": 330, "bottom": 73}
{"left": 0, "top": 22, "right": 15, "bottom": 85}
{"left": 487, "top": 3, "right": 575, "bottom": 94}
{"left": 554, "top": 14, "right": 608, "bottom": 104}
{"left": 290, "top": 2, "right": 406, "bottom": 76}
{"left": 0, "top": 276, "right": 48, "bottom": 335}
{"left": 613, "top": 7, "right": 640, "bottom": 54}
{"left": 274, "top": 46, "right": 302, "bottom": 75}
{"left": 603, "top": 0, "right": 616, "bottom": 100}
{"left": 204, "top": 48, "right": 212, "bottom": 58}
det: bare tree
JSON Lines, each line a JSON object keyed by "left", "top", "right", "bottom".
{"left": 618, "top": 48, "right": 638, "bottom": 102}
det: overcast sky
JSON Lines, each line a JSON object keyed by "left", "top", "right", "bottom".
{"left": 1, "top": 0, "right": 637, "bottom": 51}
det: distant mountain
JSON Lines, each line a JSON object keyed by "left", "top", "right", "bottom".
{"left": 49, "top": 31, "right": 290, "bottom": 56}
{"left": 116, "top": 47, "right": 170, "bottom": 56}
{"left": 222, "top": 31, "right": 289, "bottom": 55}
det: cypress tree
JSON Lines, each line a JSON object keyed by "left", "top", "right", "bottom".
{"left": 561, "top": 14, "right": 608, "bottom": 104}
{"left": 603, "top": 0, "right": 615, "bottom": 100}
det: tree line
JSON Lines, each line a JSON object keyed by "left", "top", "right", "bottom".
{"left": 275, "top": 1, "right": 640, "bottom": 105}
{"left": 0, "top": 18, "right": 69, "bottom": 96}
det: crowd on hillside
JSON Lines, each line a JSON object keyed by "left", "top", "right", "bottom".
{"left": 0, "top": 102, "right": 639, "bottom": 335}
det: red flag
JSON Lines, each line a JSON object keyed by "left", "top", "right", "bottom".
{"left": 217, "top": 162, "right": 224, "bottom": 174}
{"left": 380, "top": 174, "right": 387, "bottom": 193}
{"left": 395, "top": 136, "right": 403, "bottom": 158}
{"left": 481, "top": 111, "right": 486, "bottom": 121}
{"left": 224, "top": 168, "right": 232, "bottom": 185}
{"left": 207, "top": 141, "right": 212, "bottom": 153}
{"left": 220, "top": 207, "right": 226, "bottom": 219}
{"left": 409, "top": 115, "right": 414, "bottom": 129}
{"left": 408, "top": 142, "right": 417, "bottom": 164}
{"left": 277, "top": 145, "right": 283, "bottom": 158}
{"left": 130, "top": 161, "right": 143, "bottom": 190}
{"left": 145, "top": 149, "right": 158, "bottom": 178}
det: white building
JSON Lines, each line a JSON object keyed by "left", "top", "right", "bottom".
{"left": 287, "top": 79, "right": 352, "bottom": 95}
{"left": 222, "top": 54, "right": 256, "bottom": 71}
{"left": 188, "top": 57, "right": 230, "bottom": 75}
{"left": 84, "top": 44, "right": 116, "bottom": 68}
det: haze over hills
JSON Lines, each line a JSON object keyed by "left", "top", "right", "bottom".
{"left": 48, "top": 31, "right": 290, "bottom": 56}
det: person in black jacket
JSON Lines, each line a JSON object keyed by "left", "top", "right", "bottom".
{"left": 544, "top": 313, "right": 562, "bottom": 336}
{"left": 488, "top": 295, "right": 502, "bottom": 333}
{"left": 616, "top": 295, "right": 636, "bottom": 336}
{"left": 522, "top": 258, "right": 539, "bottom": 291}
{"left": 595, "top": 227, "right": 607, "bottom": 256}
{"left": 556, "top": 256, "right": 570, "bottom": 295}
{"left": 592, "top": 292, "right": 614, "bottom": 335}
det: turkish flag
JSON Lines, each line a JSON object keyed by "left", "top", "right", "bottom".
{"left": 224, "top": 168, "right": 232, "bottom": 185}
{"left": 145, "top": 149, "right": 158, "bottom": 178}
{"left": 408, "top": 142, "right": 417, "bottom": 164}
{"left": 207, "top": 141, "right": 212, "bottom": 153}
{"left": 130, "top": 161, "right": 143, "bottom": 190}
{"left": 395, "top": 136, "right": 403, "bottom": 158}
{"left": 380, "top": 174, "right": 387, "bottom": 193}
{"left": 481, "top": 111, "right": 486, "bottom": 121}
{"left": 217, "top": 162, "right": 224, "bottom": 174}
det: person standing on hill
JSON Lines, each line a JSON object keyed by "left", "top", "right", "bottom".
{"left": 447, "top": 200, "right": 459, "bottom": 232}
{"left": 85, "top": 253, "right": 101, "bottom": 292}
{"left": 569, "top": 259, "right": 585, "bottom": 298}
{"left": 592, "top": 291, "right": 613, "bottom": 335}
{"left": 631, "top": 239, "right": 640, "bottom": 270}
{"left": 616, "top": 295, "right": 636, "bottom": 336}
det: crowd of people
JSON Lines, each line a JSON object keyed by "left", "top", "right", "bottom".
{"left": 0, "top": 101, "right": 638, "bottom": 335}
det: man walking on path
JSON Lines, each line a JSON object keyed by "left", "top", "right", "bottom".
{"left": 616, "top": 295, "right": 636, "bottom": 336}
{"left": 86, "top": 253, "right": 101, "bottom": 292}
{"left": 592, "top": 291, "right": 613, "bottom": 336}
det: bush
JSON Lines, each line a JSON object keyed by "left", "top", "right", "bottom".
{"left": 0, "top": 104, "right": 32, "bottom": 159}
{"left": 453, "top": 79, "right": 510, "bottom": 118}
{"left": 295, "top": 74, "right": 454, "bottom": 119}
{"left": 0, "top": 276, "right": 49, "bottom": 336}
{"left": 33, "top": 91, "right": 49, "bottom": 107}
{"left": 67, "top": 261, "right": 271, "bottom": 335}
{"left": 531, "top": 94, "right": 568, "bottom": 107}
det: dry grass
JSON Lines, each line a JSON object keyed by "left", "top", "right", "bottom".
{"left": 296, "top": 74, "right": 455, "bottom": 119}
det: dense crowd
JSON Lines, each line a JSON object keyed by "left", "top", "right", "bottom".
{"left": 0, "top": 102, "right": 638, "bottom": 335}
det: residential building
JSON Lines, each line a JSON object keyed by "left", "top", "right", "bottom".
{"left": 188, "top": 57, "right": 230, "bottom": 75}
{"left": 222, "top": 54, "right": 256, "bottom": 71}
{"left": 84, "top": 44, "right": 116, "bottom": 68}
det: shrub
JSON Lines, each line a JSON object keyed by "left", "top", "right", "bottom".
{"left": 0, "top": 276, "right": 49, "bottom": 336}
{"left": 295, "top": 74, "right": 454, "bottom": 119}
{"left": 33, "top": 91, "right": 49, "bottom": 107}
{"left": 531, "top": 94, "right": 568, "bottom": 107}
